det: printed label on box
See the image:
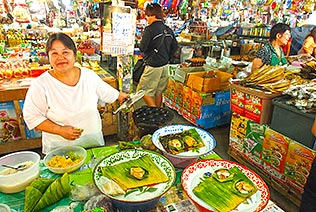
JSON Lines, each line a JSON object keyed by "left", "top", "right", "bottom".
{"left": 284, "top": 139, "right": 315, "bottom": 189}
{"left": 182, "top": 86, "right": 192, "bottom": 113}
{"left": 244, "top": 121, "right": 265, "bottom": 167}
{"left": 18, "top": 100, "right": 42, "bottom": 139}
{"left": 244, "top": 93, "right": 263, "bottom": 123}
{"left": 0, "top": 101, "right": 22, "bottom": 142}
{"left": 230, "top": 88, "right": 245, "bottom": 115}
{"left": 261, "top": 128, "right": 289, "bottom": 173}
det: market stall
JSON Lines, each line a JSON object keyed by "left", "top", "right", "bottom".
{"left": 228, "top": 57, "right": 316, "bottom": 207}
{"left": 0, "top": 141, "right": 285, "bottom": 212}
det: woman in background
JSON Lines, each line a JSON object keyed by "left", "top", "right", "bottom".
{"left": 251, "top": 23, "right": 291, "bottom": 72}
{"left": 298, "top": 26, "right": 316, "bottom": 57}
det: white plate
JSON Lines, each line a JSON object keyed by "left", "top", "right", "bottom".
{"left": 152, "top": 125, "right": 216, "bottom": 158}
{"left": 181, "top": 160, "right": 270, "bottom": 212}
{"left": 93, "top": 149, "right": 176, "bottom": 202}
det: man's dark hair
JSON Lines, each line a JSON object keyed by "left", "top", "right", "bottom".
{"left": 145, "top": 3, "right": 163, "bottom": 19}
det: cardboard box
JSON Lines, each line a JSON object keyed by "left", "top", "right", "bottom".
{"left": 18, "top": 100, "right": 41, "bottom": 139}
{"left": 174, "top": 82, "right": 184, "bottom": 107}
{"left": 186, "top": 71, "right": 220, "bottom": 93}
{"left": 173, "top": 66, "right": 204, "bottom": 83}
{"left": 0, "top": 101, "right": 22, "bottom": 142}
{"left": 165, "top": 78, "right": 176, "bottom": 102}
{"left": 261, "top": 128, "right": 289, "bottom": 173}
{"left": 229, "top": 112, "right": 249, "bottom": 153}
{"left": 284, "top": 139, "right": 315, "bottom": 190}
{"left": 182, "top": 86, "right": 192, "bottom": 113}
{"left": 164, "top": 90, "right": 230, "bottom": 129}
{"left": 244, "top": 120, "right": 266, "bottom": 167}
{"left": 186, "top": 70, "right": 232, "bottom": 93}
{"left": 230, "top": 84, "right": 281, "bottom": 124}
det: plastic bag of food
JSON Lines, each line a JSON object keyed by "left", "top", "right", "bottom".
{"left": 70, "top": 183, "right": 100, "bottom": 201}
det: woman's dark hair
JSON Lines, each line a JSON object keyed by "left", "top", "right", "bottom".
{"left": 307, "top": 26, "right": 316, "bottom": 42}
{"left": 145, "top": 3, "right": 163, "bottom": 19}
{"left": 46, "top": 33, "right": 77, "bottom": 56}
{"left": 269, "top": 23, "right": 291, "bottom": 41}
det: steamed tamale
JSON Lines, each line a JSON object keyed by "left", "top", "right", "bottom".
{"left": 159, "top": 128, "right": 204, "bottom": 155}
{"left": 24, "top": 173, "right": 71, "bottom": 212}
{"left": 99, "top": 154, "right": 168, "bottom": 191}
{"left": 193, "top": 166, "right": 257, "bottom": 212}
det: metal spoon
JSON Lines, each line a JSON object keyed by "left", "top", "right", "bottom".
{"left": 2, "top": 164, "right": 27, "bottom": 171}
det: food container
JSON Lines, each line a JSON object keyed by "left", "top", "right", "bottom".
{"left": 44, "top": 146, "right": 87, "bottom": 174}
{"left": 0, "top": 151, "right": 40, "bottom": 193}
{"left": 152, "top": 125, "right": 216, "bottom": 168}
{"left": 181, "top": 160, "right": 270, "bottom": 212}
{"left": 93, "top": 149, "right": 176, "bottom": 212}
{"left": 132, "top": 106, "right": 174, "bottom": 137}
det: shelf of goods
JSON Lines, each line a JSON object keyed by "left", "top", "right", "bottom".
{"left": 228, "top": 84, "right": 316, "bottom": 208}
{"left": 0, "top": 75, "right": 118, "bottom": 155}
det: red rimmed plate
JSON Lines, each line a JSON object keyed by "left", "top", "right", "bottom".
{"left": 181, "top": 160, "right": 270, "bottom": 212}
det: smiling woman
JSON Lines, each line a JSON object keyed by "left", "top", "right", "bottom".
{"left": 22, "top": 32, "right": 129, "bottom": 154}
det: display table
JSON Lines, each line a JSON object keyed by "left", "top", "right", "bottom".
{"left": 0, "top": 145, "right": 286, "bottom": 212}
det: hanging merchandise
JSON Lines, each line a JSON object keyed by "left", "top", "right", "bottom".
{"left": 12, "top": 0, "right": 30, "bottom": 23}
{"left": 0, "top": 0, "right": 13, "bottom": 24}
{"left": 179, "top": 0, "right": 188, "bottom": 16}
{"left": 265, "top": 0, "right": 273, "bottom": 5}
{"left": 138, "top": 0, "right": 147, "bottom": 9}
{"left": 171, "top": 0, "right": 178, "bottom": 9}
{"left": 303, "top": 0, "right": 315, "bottom": 13}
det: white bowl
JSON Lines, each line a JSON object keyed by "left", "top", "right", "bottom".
{"left": 181, "top": 160, "right": 270, "bottom": 212}
{"left": 44, "top": 146, "right": 87, "bottom": 174}
{"left": 0, "top": 151, "right": 40, "bottom": 193}
{"left": 93, "top": 149, "right": 176, "bottom": 212}
{"left": 152, "top": 125, "right": 216, "bottom": 168}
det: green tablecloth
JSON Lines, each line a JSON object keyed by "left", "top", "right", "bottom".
{"left": 0, "top": 145, "right": 221, "bottom": 212}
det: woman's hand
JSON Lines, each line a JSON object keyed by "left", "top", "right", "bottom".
{"left": 59, "top": 126, "right": 83, "bottom": 140}
{"left": 118, "top": 92, "right": 130, "bottom": 104}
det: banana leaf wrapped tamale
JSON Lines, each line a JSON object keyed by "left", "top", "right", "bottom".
{"left": 159, "top": 128, "right": 204, "bottom": 154}
{"left": 99, "top": 154, "right": 168, "bottom": 191}
{"left": 24, "top": 173, "right": 71, "bottom": 212}
{"left": 193, "top": 166, "right": 257, "bottom": 212}
{"left": 24, "top": 178, "right": 54, "bottom": 212}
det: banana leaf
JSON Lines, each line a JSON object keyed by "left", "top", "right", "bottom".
{"left": 33, "top": 173, "right": 71, "bottom": 211}
{"left": 24, "top": 187, "right": 43, "bottom": 212}
{"left": 193, "top": 166, "right": 257, "bottom": 212}
{"left": 24, "top": 178, "right": 55, "bottom": 212}
{"left": 24, "top": 173, "right": 71, "bottom": 212}
{"left": 99, "top": 154, "right": 168, "bottom": 191}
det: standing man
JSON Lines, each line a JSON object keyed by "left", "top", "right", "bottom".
{"left": 137, "top": 3, "right": 178, "bottom": 107}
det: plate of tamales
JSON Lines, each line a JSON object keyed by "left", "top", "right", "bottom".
{"left": 181, "top": 160, "right": 270, "bottom": 212}
{"left": 152, "top": 125, "right": 216, "bottom": 168}
{"left": 93, "top": 149, "right": 176, "bottom": 209}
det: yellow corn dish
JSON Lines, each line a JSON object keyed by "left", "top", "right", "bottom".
{"left": 47, "top": 155, "right": 83, "bottom": 168}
